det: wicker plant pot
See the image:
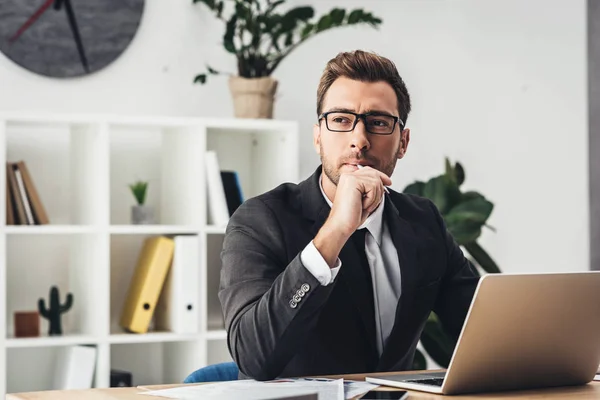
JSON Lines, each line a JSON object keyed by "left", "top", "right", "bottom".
{"left": 228, "top": 76, "right": 278, "bottom": 119}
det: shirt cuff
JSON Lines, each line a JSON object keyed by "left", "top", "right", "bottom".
{"left": 301, "top": 240, "right": 342, "bottom": 286}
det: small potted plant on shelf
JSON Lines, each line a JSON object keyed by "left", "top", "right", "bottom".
{"left": 193, "top": 0, "right": 383, "bottom": 119}
{"left": 129, "top": 180, "right": 154, "bottom": 225}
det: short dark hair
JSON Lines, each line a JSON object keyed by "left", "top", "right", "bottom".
{"left": 316, "top": 50, "right": 411, "bottom": 125}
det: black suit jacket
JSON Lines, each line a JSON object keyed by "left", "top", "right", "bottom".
{"left": 219, "top": 165, "right": 480, "bottom": 381}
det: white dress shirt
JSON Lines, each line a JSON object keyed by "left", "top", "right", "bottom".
{"left": 301, "top": 174, "right": 402, "bottom": 355}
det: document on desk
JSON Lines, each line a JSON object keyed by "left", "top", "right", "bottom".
{"left": 140, "top": 378, "right": 345, "bottom": 400}
{"left": 595, "top": 374, "right": 600, "bottom": 381}
{"left": 294, "top": 377, "right": 378, "bottom": 398}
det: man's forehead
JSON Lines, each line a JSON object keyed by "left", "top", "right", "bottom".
{"left": 322, "top": 78, "right": 398, "bottom": 115}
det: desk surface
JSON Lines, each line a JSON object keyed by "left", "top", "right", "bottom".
{"left": 6, "top": 370, "right": 600, "bottom": 400}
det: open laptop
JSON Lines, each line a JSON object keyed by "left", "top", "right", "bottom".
{"left": 365, "top": 272, "right": 600, "bottom": 395}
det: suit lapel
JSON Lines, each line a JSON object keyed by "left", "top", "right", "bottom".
{"left": 384, "top": 195, "right": 419, "bottom": 303}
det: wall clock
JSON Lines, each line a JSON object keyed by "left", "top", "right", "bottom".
{"left": 0, "top": 0, "right": 145, "bottom": 78}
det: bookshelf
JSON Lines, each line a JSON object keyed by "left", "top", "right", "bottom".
{"left": 0, "top": 112, "right": 299, "bottom": 395}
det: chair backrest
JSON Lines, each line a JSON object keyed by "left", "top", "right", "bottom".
{"left": 183, "top": 361, "right": 239, "bottom": 383}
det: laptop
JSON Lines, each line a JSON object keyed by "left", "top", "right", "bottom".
{"left": 365, "top": 272, "right": 600, "bottom": 395}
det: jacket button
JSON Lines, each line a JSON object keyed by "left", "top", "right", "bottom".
{"left": 289, "top": 300, "right": 297, "bottom": 309}
{"left": 301, "top": 283, "right": 310, "bottom": 292}
{"left": 296, "top": 289, "right": 305, "bottom": 297}
{"left": 293, "top": 295, "right": 302, "bottom": 302}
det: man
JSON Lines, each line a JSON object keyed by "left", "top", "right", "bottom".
{"left": 219, "top": 50, "right": 480, "bottom": 381}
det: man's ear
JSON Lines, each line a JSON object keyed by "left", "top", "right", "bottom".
{"left": 397, "top": 128, "right": 410, "bottom": 159}
{"left": 313, "top": 123, "right": 322, "bottom": 155}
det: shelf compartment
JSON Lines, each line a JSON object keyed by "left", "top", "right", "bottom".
{"left": 110, "top": 233, "right": 202, "bottom": 336}
{"left": 5, "top": 120, "right": 108, "bottom": 226}
{"left": 109, "top": 123, "right": 205, "bottom": 226}
{"left": 206, "top": 125, "right": 299, "bottom": 205}
{"left": 6, "top": 234, "right": 108, "bottom": 339}
{"left": 7, "top": 344, "right": 99, "bottom": 394}
{"left": 110, "top": 341, "right": 203, "bottom": 387}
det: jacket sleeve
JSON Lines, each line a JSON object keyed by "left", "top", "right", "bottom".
{"left": 427, "top": 200, "right": 481, "bottom": 341}
{"left": 218, "top": 197, "right": 337, "bottom": 381}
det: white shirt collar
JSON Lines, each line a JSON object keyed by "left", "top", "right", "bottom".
{"left": 318, "top": 173, "right": 385, "bottom": 245}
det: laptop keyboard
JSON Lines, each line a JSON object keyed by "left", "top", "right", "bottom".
{"left": 405, "top": 378, "right": 445, "bottom": 386}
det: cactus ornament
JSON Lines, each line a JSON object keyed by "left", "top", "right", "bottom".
{"left": 38, "top": 286, "right": 73, "bottom": 336}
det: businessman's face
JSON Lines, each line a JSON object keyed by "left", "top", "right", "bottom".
{"left": 313, "top": 76, "right": 410, "bottom": 186}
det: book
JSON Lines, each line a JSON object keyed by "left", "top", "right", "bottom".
{"left": 7, "top": 162, "right": 27, "bottom": 225}
{"left": 221, "top": 171, "right": 244, "bottom": 217}
{"left": 5, "top": 161, "right": 49, "bottom": 225}
{"left": 17, "top": 160, "right": 49, "bottom": 224}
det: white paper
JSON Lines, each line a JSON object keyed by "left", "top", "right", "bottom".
{"left": 140, "top": 378, "right": 344, "bottom": 400}
{"left": 594, "top": 374, "right": 600, "bottom": 381}
{"left": 294, "top": 378, "right": 379, "bottom": 399}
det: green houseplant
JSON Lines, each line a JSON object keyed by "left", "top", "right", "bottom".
{"left": 129, "top": 180, "right": 154, "bottom": 225}
{"left": 193, "top": 0, "right": 382, "bottom": 118}
{"left": 403, "top": 158, "right": 501, "bottom": 369}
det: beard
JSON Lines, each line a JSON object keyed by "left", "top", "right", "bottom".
{"left": 320, "top": 142, "right": 398, "bottom": 186}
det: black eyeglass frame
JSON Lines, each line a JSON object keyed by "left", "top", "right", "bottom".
{"left": 318, "top": 111, "right": 405, "bottom": 135}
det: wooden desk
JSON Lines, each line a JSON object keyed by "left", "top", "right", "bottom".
{"left": 6, "top": 370, "right": 600, "bottom": 399}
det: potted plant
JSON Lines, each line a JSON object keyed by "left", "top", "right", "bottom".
{"left": 403, "top": 158, "right": 501, "bottom": 370}
{"left": 193, "top": 0, "right": 383, "bottom": 119}
{"left": 129, "top": 180, "right": 154, "bottom": 225}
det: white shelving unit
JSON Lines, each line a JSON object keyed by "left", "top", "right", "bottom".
{"left": 0, "top": 112, "right": 299, "bottom": 396}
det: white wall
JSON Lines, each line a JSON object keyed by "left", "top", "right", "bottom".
{"left": 0, "top": 0, "right": 588, "bottom": 278}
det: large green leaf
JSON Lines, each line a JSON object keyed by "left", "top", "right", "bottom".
{"left": 454, "top": 162, "right": 465, "bottom": 186}
{"left": 420, "top": 313, "right": 456, "bottom": 368}
{"left": 461, "top": 190, "right": 484, "bottom": 202}
{"left": 444, "top": 157, "right": 465, "bottom": 186}
{"left": 446, "top": 197, "right": 493, "bottom": 225}
{"left": 464, "top": 241, "right": 501, "bottom": 273}
{"left": 444, "top": 215, "right": 482, "bottom": 244}
{"left": 422, "top": 175, "right": 461, "bottom": 215}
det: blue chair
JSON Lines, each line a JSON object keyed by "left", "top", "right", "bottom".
{"left": 183, "top": 361, "right": 239, "bottom": 383}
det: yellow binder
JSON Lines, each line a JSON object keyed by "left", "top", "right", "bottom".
{"left": 120, "top": 236, "right": 175, "bottom": 333}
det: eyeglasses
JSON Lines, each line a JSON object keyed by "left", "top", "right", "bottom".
{"left": 318, "top": 111, "right": 404, "bottom": 135}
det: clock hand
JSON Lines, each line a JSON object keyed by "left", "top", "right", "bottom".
{"left": 8, "top": 0, "right": 55, "bottom": 44}
{"left": 62, "top": 0, "right": 89, "bottom": 73}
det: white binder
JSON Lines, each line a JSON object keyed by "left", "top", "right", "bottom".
{"left": 53, "top": 345, "right": 97, "bottom": 390}
{"left": 155, "top": 235, "right": 200, "bottom": 333}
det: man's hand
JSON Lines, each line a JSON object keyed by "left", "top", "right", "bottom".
{"left": 313, "top": 166, "right": 391, "bottom": 268}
